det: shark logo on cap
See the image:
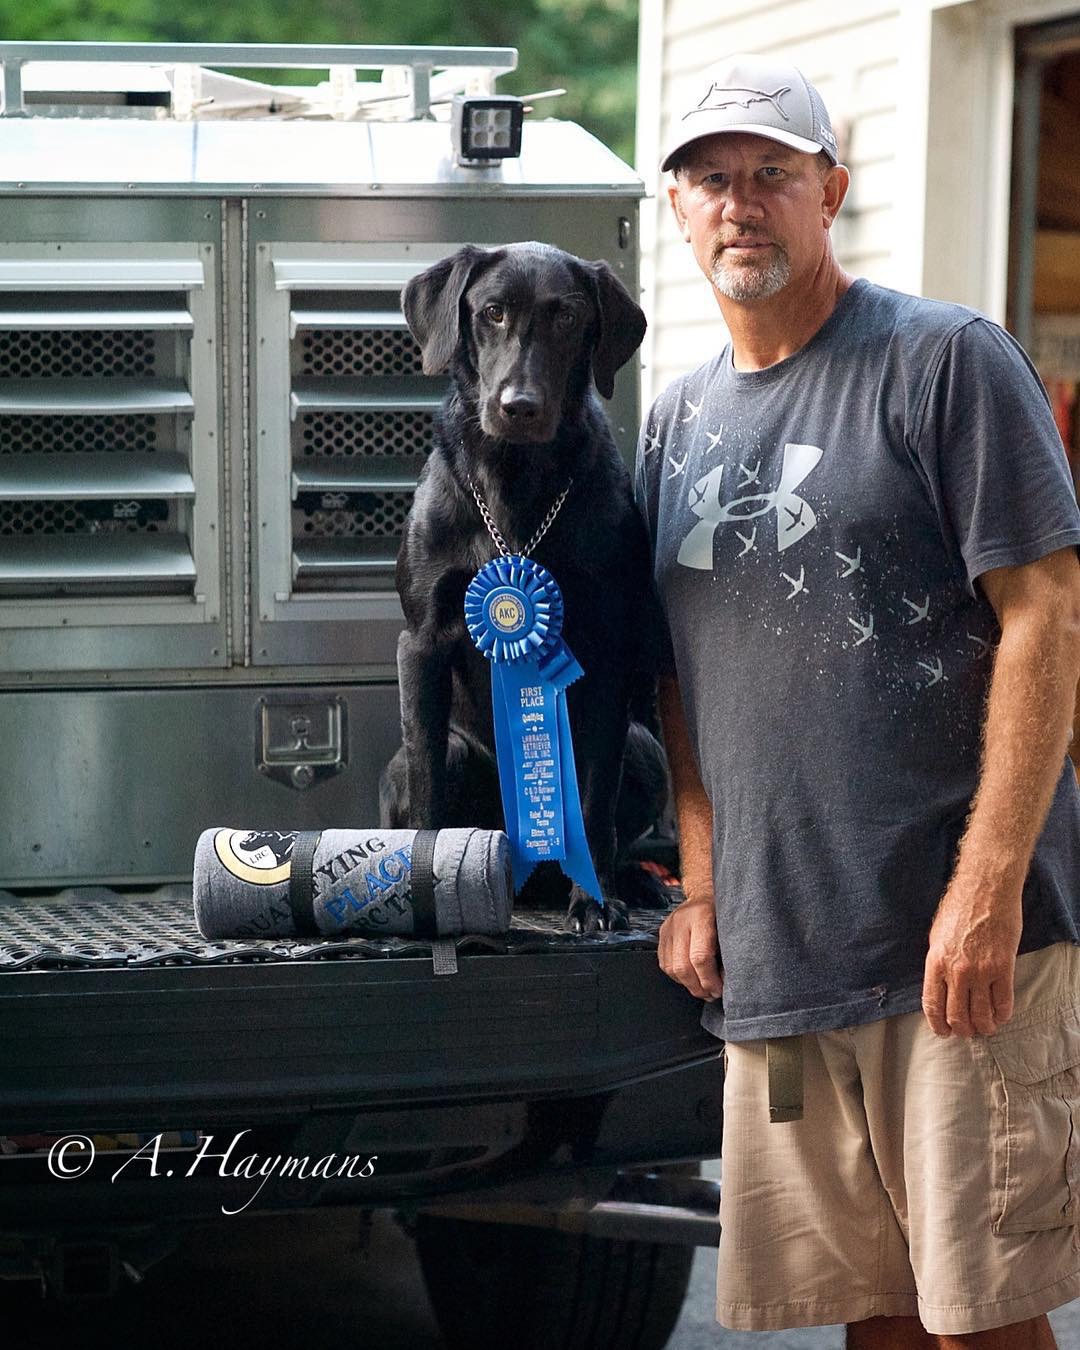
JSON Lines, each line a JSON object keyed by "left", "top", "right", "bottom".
{"left": 685, "top": 84, "right": 792, "bottom": 123}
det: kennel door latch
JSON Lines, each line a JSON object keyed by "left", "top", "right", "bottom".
{"left": 256, "top": 695, "right": 348, "bottom": 790}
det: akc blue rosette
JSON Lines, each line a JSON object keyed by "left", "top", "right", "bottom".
{"left": 465, "top": 555, "right": 603, "bottom": 905}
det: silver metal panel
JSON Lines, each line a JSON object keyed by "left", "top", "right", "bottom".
{"left": 0, "top": 451, "right": 194, "bottom": 500}
{"left": 254, "top": 611, "right": 406, "bottom": 668}
{"left": 292, "top": 456, "right": 424, "bottom": 495}
{"left": 0, "top": 304, "right": 192, "bottom": 331}
{"left": 0, "top": 257, "right": 202, "bottom": 289}
{"left": 0, "top": 532, "right": 195, "bottom": 585}
{"left": 0, "top": 681, "right": 402, "bottom": 885}
{"left": 293, "top": 538, "right": 398, "bottom": 579}
{"left": 0, "top": 376, "right": 193, "bottom": 415}
{"left": 290, "top": 375, "right": 446, "bottom": 416}
{"left": 0, "top": 620, "right": 226, "bottom": 671}
{"left": 0, "top": 121, "right": 644, "bottom": 197}
{"left": 0, "top": 197, "right": 220, "bottom": 247}
{"left": 275, "top": 256, "right": 445, "bottom": 290}
{"left": 291, "top": 308, "right": 410, "bottom": 331}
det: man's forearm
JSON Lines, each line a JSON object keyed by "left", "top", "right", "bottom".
{"left": 955, "top": 610, "right": 1080, "bottom": 890}
{"left": 1071, "top": 675, "right": 1080, "bottom": 781}
{"left": 657, "top": 674, "right": 714, "bottom": 903}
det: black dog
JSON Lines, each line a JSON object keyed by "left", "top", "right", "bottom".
{"left": 380, "top": 242, "right": 669, "bottom": 931}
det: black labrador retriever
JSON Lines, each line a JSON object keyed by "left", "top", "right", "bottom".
{"left": 380, "top": 242, "right": 669, "bottom": 931}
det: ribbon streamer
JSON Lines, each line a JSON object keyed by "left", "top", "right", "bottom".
{"left": 465, "top": 556, "right": 603, "bottom": 904}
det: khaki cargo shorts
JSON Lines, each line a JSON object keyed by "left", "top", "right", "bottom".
{"left": 717, "top": 941, "right": 1080, "bottom": 1336}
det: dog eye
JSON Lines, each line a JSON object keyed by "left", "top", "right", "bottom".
{"left": 555, "top": 310, "right": 578, "bottom": 330}
{"left": 483, "top": 304, "right": 506, "bottom": 324}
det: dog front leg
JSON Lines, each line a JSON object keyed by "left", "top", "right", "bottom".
{"left": 567, "top": 695, "right": 628, "bottom": 933}
{"left": 396, "top": 628, "right": 453, "bottom": 828}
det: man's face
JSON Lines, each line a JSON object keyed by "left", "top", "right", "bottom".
{"left": 667, "top": 133, "right": 847, "bottom": 302}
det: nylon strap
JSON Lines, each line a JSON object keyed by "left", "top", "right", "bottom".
{"left": 767, "top": 1035, "right": 804, "bottom": 1123}
{"left": 409, "top": 829, "right": 439, "bottom": 939}
{"left": 430, "top": 937, "right": 459, "bottom": 976}
{"left": 287, "top": 831, "right": 322, "bottom": 937}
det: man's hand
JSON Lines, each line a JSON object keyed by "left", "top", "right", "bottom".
{"left": 658, "top": 897, "right": 724, "bottom": 1001}
{"left": 656, "top": 673, "right": 723, "bottom": 1003}
{"left": 923, "top": 547, "right": 1080, "bottom": 1037}
{"left": 922, "top": 873, "right": 1022, "bottom": 1037}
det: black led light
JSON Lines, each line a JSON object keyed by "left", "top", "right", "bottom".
{"left": 452, "top": 95, "right": 524, "bottom": 166}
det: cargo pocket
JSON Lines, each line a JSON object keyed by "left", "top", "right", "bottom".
{"left": 987, "top": 1003, "right": 1080, "bottom": 1235}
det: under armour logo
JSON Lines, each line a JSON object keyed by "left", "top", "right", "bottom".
{"left": 677, "top": 442, "right": 823, "bottom": 570}
{"left": 685, "top": 84, "right": 792, "bottom": 123}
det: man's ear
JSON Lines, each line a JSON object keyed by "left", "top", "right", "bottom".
{"left": 585, "top": 260, "right": 647, "bottom": 400}
{"left": 401, "top": 245, "right": 496, "bottom": 375}
{"left": 668, "top": 181, "right": 692, "bottom": 242}
{"left": 822, "top": 163, "right": 850, "bottom": 229}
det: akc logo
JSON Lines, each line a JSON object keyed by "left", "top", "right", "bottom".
{"left": 488, "top": 592, "right": 526, "bottom": 634}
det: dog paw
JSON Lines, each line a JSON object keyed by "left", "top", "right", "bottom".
{"left": 565, "top": 893, "right": 629, "bottom": 934}
{"left": 614, "top": 860, "right": 681, "bottom": 910}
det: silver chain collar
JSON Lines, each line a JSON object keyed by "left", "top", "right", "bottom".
{"left": 467, "top": 472, "right": 573, "bottom": 559}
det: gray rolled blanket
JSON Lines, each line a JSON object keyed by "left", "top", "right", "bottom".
{"left": 193, "top": 827, "right": 513, "bottom": 940}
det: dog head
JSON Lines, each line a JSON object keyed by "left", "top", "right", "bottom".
{"left": 402, "top": 242, "right": 646, "bottom": 444}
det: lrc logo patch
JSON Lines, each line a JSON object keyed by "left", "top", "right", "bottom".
{"left": 214, "top": 829, "right": 297, "bottom": 886}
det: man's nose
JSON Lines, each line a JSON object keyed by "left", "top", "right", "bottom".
{"left": 721, "top": 181, "right": 764, "bottom": 225}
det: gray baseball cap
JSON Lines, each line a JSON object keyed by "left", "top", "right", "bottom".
{"left": 661, "top": 54, "right": 839, "bottom": 172}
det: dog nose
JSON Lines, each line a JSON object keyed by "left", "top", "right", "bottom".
{"left": 499, "top": 388, "right": 542, "bottom": 424}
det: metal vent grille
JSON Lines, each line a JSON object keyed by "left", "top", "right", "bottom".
{"left": 0, "top": 328, "right": 156, "bottom": 378}
{"left": 299, "top": 409, "right": 433, "bottom": 458}
{"left": 300, "top": 327, "right": 424, "bottom": 377}
{"left": 274, "top": 267, "right": 448, "bottom": 602}
{"left": 0, "top": 413, "right": 158, "bottom": 454}
{"left": 0, "top": 499, "right": 169, "bottom": 535}
{"left": 293, "top": 490, "right": 414, "bottom": 539}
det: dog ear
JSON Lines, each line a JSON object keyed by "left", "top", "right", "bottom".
{"left": 586, "top": 260, "right": 647, "bottom": 400}
{"left": 402, "top": 246, "right": 493, "bottom": 376}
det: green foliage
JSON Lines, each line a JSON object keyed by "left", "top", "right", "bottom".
{"left": 1, "top": 0, "right": 639, "bottom": 162}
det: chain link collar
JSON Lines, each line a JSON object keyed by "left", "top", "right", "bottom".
{"left": 466, "top": 471, "right": 573, "bottom": 559}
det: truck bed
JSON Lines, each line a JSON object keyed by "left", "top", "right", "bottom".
{"left": 0, "top": 887, "right": 722, "bottom": 1226}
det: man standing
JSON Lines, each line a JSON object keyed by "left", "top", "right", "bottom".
{"left": 637, "top": 54, "right": 1080, "bottom": 1349}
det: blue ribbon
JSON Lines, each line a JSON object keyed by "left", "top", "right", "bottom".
{"left": 465, "top": 555, "right": 603, "bottom": 905}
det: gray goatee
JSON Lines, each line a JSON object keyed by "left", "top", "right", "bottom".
{"left": 711, "top": 243, "right": 791, "bottom": 301}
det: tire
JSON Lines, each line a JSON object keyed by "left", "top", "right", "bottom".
{"left": 414, "top": 1213, "right": 694, "bottom": 1350}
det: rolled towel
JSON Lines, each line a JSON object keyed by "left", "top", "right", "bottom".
{"left": 194, "top": 827, "right": 513, "bottom": 940}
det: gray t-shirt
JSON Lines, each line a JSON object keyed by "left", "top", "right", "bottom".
{"left": 636, "top": 278, "right": 1080, "bottom": 1042}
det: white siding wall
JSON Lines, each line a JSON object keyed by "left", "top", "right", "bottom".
{"left": 639, "top": 0, "right": 903, "bottom": 403}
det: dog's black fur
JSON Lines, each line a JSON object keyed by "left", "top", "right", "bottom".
{"left": 380, "top": 242, "right": 669, "bottom": 931}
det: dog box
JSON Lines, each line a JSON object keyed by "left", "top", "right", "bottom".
{"left": 0, "top": 42, "right": 645, "bottom": 886}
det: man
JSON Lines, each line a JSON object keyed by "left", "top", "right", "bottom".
{"left": 636, "top": 53, "right": 1080, "bottom": 1350}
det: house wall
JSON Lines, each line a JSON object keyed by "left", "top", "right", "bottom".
{"left": 637, "top": 0, "right": 903, "bottom": 402}
{"left": 637, "top": 0, "right": 1080, "bottom": 408}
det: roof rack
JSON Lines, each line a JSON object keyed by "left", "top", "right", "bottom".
{"left": 0, "top": 41, "right": 518, "bottom": 121}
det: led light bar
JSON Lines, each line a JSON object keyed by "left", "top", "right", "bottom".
{"left": 452, "top": 94, "right": 524, "bottom": 166}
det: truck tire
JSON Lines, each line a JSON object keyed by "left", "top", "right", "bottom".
{"left": 414, "top": 1213, "right": 694, "bottom": 1350}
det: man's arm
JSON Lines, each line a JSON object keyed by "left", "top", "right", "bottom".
{"left": 922, "top": 546, "right": 1080, "bottom": 1038}
{"left": 656, "top": 673, "right": 724, "bottom": 1001}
